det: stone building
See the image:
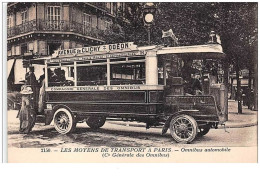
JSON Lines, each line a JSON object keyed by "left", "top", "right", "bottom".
{"left": 7, "top": 2, "right": 127, "bottom": 91}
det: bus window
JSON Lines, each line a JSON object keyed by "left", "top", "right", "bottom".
{"left": 48, "top": 66, "right": 75, "bottom": 87}
{"left": 181, "top": 59, "right": 203, "bottom": 95}
{"left": 158, "top": 59, "right": 164, "bottom": 85}
{"left": 110, "top": 62, "right": 145, "bottom": 85}
{"left": 77, "top": 65, "right": 107, "bottom": 86}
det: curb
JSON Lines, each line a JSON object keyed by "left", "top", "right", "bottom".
{"left": 220, "top": 122, "right": 258, "bottom": 129}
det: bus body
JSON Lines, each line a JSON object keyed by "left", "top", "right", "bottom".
{"left": 23, "top": 42, "right": 226, "bottom": 143}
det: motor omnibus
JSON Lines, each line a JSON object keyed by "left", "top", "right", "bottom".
{"left": 20, "top": 41, "right": 227, "bottom": 143}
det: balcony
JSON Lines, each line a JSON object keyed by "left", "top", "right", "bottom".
{"left": 7, "top": 19, "right": 119, "bottom": 42}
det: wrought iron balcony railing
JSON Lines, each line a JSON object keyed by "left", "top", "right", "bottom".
{"left": 7, "top": 19, "right": 118, "bottom": 41}
{"left": 7, "top": 19, "right": 37, "bottom": 38}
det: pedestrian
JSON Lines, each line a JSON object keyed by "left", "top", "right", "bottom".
{"left": 248, "top": 89, "right": 254, "bottom": 110}
{"left": 19, "top": 86, "right": 36, "bottom": 133}
{"left": 25, "top": 66, "right": 38, "bottom": 110}
{"left": 25, "top": 66, "right": 37, "bottom": 86}
{"left": 38, "top": 68, "right": 46, "bottom": 113}
{"left": 38, "top": 67, "right": 45, "bottom": 85}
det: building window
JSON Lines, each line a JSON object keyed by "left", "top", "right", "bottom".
{"left": 110, "top": 3, "right": 114, "bottom": 14}
{"left": 7, "top": 16, "right": 11, "bottom": 28}
{"left": 21, "top": 10, "right": 28, "bottom": 24}
{"left": 105, "top": 21, "right": 111, "bottom": 30}
{"left": 83, "top": 13, "right": 92, "bottom": 34}
{"left": 47, "top": 41, "right": 61, "bottom": 55}
{"left": 113, "top": 3, "right": 117, "bottom": 15}
{"left": 47, "top": 6, "right": 61, "bottom": 29}
{"left": 117, "top": 2, "right": 121, "bottom": 9}
{"left": 21, "top": 43, "right": 28, "bottom": 55}
{"left": 97, "top": 18, "right": 104, "bottom": 30}
{"left": 7, "top": 45, "right": 12, "bottom": 56}
{"left": 106, "top": 2, "right": 111, "bottom": 12}
{"left": 122, "top": 3, "right": 126, "bottom": 16}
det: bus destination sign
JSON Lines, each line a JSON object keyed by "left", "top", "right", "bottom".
{"left": 53, "top": 42, "right": 138, "bottom": 57}
{"left": 48, "top": 50, "right": 146, "bottom": 63}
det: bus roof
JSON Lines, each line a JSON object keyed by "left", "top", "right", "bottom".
{"left": 157, "top": 44, "right": 225, "bottom": 59}
{"left": 42, "top": 43, "right": 225, "bottom": 64}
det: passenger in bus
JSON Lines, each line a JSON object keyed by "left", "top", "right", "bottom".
{"left": 52, "top": 69, "right": 60, "bottom": 82}
{"left": 47, "top": 69, "right": 54, "bottom": 82}
{"left": 191, "top": 74, "right": 202, "bottom": 95}
{"left": 49, "top": 68, "right": 67, "bottom": 86}
{"left": 181, "top": 60, "right": 197, "bottom": 95}
{"left": 210, "top": 63, "right": 218, "bottom": 84}
{"left": 60, "top": 69, "right": 66, "bottom": 82}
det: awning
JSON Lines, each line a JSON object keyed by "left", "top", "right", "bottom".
{"left": 7, "top": 59, "right": 15, "bottom": 78}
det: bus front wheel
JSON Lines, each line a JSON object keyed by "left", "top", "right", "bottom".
{"left": 86, "top": 117, "right": 106, "bottom": 129}
{"left": 53, "top": 108, "right": 76, "bottom": 134}
{"left": 170, "top": 115, "right": 198, "bottom": 143}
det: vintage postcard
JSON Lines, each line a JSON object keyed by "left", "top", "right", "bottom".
{"left": 5, "top": 2, "right": 257, "bottom": 163}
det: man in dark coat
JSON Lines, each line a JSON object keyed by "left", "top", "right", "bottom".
{"left": 25, "top": 66, "right": 38, "bottom": 111}
{"left": 25, "top": 66, "right": 37, "bottom": 86}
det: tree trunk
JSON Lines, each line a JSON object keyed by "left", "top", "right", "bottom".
{"left": 235, "top": 61, "right": 242, "bottom": 114}
{"left": 230, "top": 78, "right": 234, "bottom": 99}
{"left": 223, "top": 60, "right": 229, "bottom": 121}
{"left": 253, "top": 52, "right": 258, "bottom": 111}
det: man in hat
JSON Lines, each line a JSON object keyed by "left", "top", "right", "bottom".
{"left": 25, "top": 66, "right": 38, "bottom": 111}
{"left": 25, "top": 66, "right": 37, "bottom": 86}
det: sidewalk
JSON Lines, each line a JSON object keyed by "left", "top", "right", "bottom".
{"left": 224, "top": 100, "right": 258, "bottom": 128}
{"left": 109, "top": 100, "right": 258, "bottom": 129}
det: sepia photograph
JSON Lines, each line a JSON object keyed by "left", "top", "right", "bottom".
{"left": 5, "top": 1, "right": 258, "bottom": 163}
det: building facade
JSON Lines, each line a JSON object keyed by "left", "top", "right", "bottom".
{"left": 7, "top": 2, "right": 127, "bottom": 91}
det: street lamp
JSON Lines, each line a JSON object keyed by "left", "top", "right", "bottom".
{"left": 143, "top": 3, "right": 157, "bottom": 45}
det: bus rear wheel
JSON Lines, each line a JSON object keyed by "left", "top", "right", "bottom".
{"left": 170, "top": 115, "right": 198, "bottom": 143}
{"left": 53, "top": 108, "right": 76, "bottom": 134}
{"left": 86, "top": 117, "right": 106, "bottom": 129}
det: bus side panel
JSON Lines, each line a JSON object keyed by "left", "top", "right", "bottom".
{"left": 45, "top": 90, "right": 164, "bottom": 118}
{"left": 47, "top": 91, "right": 146, "bottom": 103}
{"left": 164, "top": 95, "right": 219, "bottom": 122}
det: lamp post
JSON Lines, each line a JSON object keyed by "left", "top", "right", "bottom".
{"left": 143, "top": 3, "right": 157, "bottom": 45}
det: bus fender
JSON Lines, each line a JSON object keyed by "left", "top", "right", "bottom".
{"left": 162, "top": 112, "right": 187, "bottom": 135}
{"left": 45, "top": 104, "right": 73, "bottom": 125}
